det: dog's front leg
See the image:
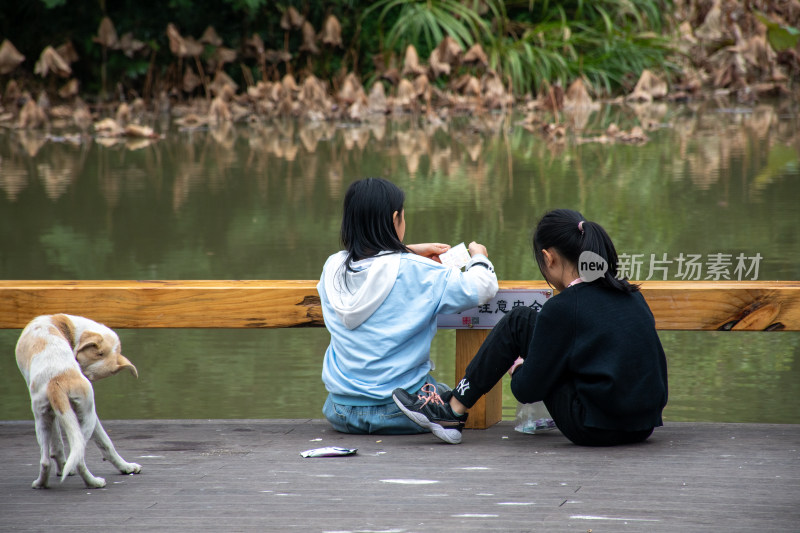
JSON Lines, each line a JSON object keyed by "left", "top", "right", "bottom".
{"left": 32, "top": 411, "right": 54, "bottom": 489}
{"left": 50, "top": 422, "right": 68, "bottom": 477}
{"left": 92, "top": 420, "right": 141, "bottom": 475}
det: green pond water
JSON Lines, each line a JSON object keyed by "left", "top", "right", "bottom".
{"left": 1, "top": 101, "right": 798, "bottom": 423}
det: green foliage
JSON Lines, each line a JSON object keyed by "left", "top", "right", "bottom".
{"left": 223, "top": 0, "right": 268, "bottom": 14}
{"left": 476, "top": 1, "right": 675, "bottom": 95}
{"left": 14, "top": 0, "right": 675, "bottom": 98}
{"left": 167, "top": 0, "right": 193, "bottom": 9}
{"left": 565, "top": 27, "right": 676, "bottom": 94}
{"left": 363, "top": 0, "right": 673, "bottom": 95}
{"left": 755, "top": 11, "right": 800, "bottom": 52}
{"left": 364, "top": 0, "right": 493, "bottom": 55}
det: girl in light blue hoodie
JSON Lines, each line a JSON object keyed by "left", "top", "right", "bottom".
{"left": 319, "top": 178, "right": 498, "bottom": 435}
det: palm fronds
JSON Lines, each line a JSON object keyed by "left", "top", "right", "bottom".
{"left": 365, "top": 0, "right": 675, "bottom": 96}
{"left": 364, "top": 0, "right": 491, "bottom": 54}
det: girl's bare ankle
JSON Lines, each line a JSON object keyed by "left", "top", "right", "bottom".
{"left": 450, "top": 397, "right": 467, "bottom": 416}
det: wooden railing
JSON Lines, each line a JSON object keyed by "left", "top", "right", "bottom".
{"left": 2, "top": 280, "right": 798, "bottom": 428}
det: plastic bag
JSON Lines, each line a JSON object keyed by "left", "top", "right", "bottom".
{"left": 514, "top": 401, "right": 557, "bottom": 434}
{"left": 300, "top": 446, "right": 357, "bottom": 458}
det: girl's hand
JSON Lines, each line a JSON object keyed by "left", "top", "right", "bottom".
{"left": 468, "top": 241, "right": 488, "bottom": 257}
{"left": 408, "top": 243, "right": 450, "bottom": 263}
{"left": 508, "top": 356, "right": 524, "bottom": 376}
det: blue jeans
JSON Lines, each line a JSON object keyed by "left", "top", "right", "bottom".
{"left": 323, "top": 376, "right": 449, "bottom": 435}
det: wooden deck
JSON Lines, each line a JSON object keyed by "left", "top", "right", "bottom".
{"left": 1, "top": 419, "right": 797, "bottom": 532}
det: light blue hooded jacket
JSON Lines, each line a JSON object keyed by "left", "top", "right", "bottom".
{"left": 319, "top": 250, "right": 498, "bottom": 406}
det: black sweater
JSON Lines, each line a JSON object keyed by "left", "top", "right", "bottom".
{"left": 511, "top": 282, "right": 668, "bottom": 431}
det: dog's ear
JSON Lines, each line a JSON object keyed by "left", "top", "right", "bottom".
{"left": 77, "top": 332, "right": 104, "bottom": 354}
{"left": 115, "top": 354, "right": 139, "bottom": 378}
{"left": 51, "top": 314, "right": 76, "bottom": 349}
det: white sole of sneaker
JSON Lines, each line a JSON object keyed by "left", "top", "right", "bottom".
{"left": 392, "top": 394, "right": 462, "bottom": 444}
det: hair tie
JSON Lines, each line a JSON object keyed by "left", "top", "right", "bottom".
{"left": 578, "top": 221, "right": 585, "bottom": 235}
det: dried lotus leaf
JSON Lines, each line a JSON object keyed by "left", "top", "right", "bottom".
{"left": 93, "top": 16, "right": 119, "bottom": 49}
{"left": 200, "top": 26, "right": 223, "bottom": 47}
{"left": 300, "top": 21, "right": 320, "bottom": 55}
{"left": 0, "top": 39, "right": 25, "bottom": 75}
{"left": 34, "top": 46, "right": 71, "bottom": 78}
{"left": 281, "top": 6, "right": 304, "bottom": 30}
{"left": 319, "top": 15, "right": 342, "bottom": 47}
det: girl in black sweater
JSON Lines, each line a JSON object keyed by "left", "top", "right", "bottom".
{"left": 394, "top": 209, "right": 669, "bottom": 446}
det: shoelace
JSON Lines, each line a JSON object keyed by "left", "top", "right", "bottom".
{"left": 417, "top": 383, "right": 445, "bottom": 407}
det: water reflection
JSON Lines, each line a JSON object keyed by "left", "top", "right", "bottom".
{"left": 1, "top": 101, "right": 798, "bottom": 422}
{"left": 2, "top": 101, "right": 798, "bottom": 216}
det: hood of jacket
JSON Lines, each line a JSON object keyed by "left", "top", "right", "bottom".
{"left": 322, "top": 251, "right": 401, "bottom": 330}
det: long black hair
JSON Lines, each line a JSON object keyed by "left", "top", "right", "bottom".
{"left": 532, "top": 209, "right": 638, "bottom": 293}
{"left": 340, "top": 178, "right": 411, "bottom": 274}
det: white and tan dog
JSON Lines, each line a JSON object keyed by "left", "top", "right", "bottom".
{"left": 15, "top": 314, "right": 141, "bottom": 489}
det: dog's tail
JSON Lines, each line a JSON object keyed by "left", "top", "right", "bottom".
{"left": 46, "top": 373, "right": 90, "bottom": 483}
{"left": 55, "top": 409, "right": 85, "bottom": 483}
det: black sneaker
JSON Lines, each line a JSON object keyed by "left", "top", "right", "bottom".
{"left": 392, "top": 384, "right": 468, "bottom": 444}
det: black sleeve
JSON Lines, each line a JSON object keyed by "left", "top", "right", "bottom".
{"left": 510, "top": 291, "right": 576, "bottom": 404}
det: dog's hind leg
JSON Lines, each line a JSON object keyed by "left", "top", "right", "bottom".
{"left": 75, "top": 459, "right": 106, "bottom": 488}
{"left": 92, "top": 420, "right": 141, "bottom": 475}
{"left": 74, "top": 402, "right": 107, "bottom": 488}
{"left": 58, "top": 408, "right": 106, "bottom": 488}
{"left": 55, "top": 395, "right": 106, "bottom": 488}
{"left": 31, "top": 410, "right": 54, "bottom": 489}
{"left": 51, "top": 422, "right": 68, "bottom": 477}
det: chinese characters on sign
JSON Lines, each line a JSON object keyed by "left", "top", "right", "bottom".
{"left": 617, "top": 253, "right": 763, "bottom": 281}
{"left": 438, "top": 289, "right": 553, "bottom": 329}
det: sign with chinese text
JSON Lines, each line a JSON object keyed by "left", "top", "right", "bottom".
{"left": 437, "top": 289, "right": 553, "bottom": 329}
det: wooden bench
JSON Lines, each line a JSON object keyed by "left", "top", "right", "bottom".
{"left": 2, "top": 280, "right": 798, "bottom": 429}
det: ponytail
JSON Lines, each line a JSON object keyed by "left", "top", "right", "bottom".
{"left": 579, "top": 219, "right": 639, "bottom": 293}
{"left": 532, "top": 209, "right": 639, "bottom": 293}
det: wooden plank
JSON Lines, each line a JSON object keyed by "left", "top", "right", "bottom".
{"left": 0, "top": 280, "right": 798, "bottom": 330}
{"left": 0, "top": 280, "right": 323, "bottom": 329}
{"left": 503, "top": 280, "right": 800, "bottom": 331}
{"left": 638, "top": 280, "right": 800, "bottom": 331}
{"left": 455, "top": 329, "right": 502, "bottom": 430}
